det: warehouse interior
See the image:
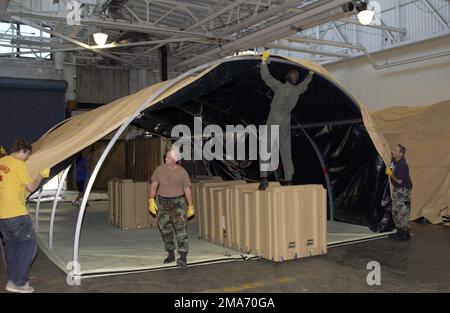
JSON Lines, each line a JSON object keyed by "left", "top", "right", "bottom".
{"left": 1, "top": 0, "right": 450, "bottom": 293}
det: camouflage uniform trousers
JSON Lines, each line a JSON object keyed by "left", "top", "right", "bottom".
{"left": 392, "top": 187, "right": 412, "bottom": 230}
{"left": 157, "top": 195, "right": 189, "bottom": 253}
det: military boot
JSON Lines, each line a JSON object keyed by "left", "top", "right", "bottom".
{"left": 258, "top": 178, "right": 269, "bottom": 191}
{"left": 398, "top": 228, "right": 411, "bottom": 241}
{"left": 177, "top": 251, "right": 188, "bottom": 268}
{"left": 163, "top": 250, "right": 175, "bottom": 264}
{"left": 388, "top": 229, "right": 401, "bottom": 239}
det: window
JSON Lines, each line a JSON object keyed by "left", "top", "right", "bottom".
{"left": 0, "top": 21, "right": 52, "bottom": 59}
{"left": 0, "top": 22, "right": 16, "bottom": 55}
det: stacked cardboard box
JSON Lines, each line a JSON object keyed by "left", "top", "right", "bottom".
{"left": 227, "top": 184, "right": 327, "bottom": 261}
{"left": 196, "top": 180, "right": 247, "bottom": 241}
{"left": 197, "top": 182, "right": 327, "bottom": 262}
{"left": 108, "top": 179, "right": 157, "bottom": 230}
{"left": 226, "top": 183, "right": 280, "bottom": 251}
{"left": 190, "top": 176, "right": 223, "bottom": 224}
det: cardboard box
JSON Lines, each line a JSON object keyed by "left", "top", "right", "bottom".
{"left": 119, "top": 180, "right": 135, "bottom": 230}
{"left": 262, "top": 185, "right": 327, "bottom": 261}
{"left": 108, "top": 179, "right": 157, "bottom": 230}
{"left": 190, "top": 176, "right": 222, "bottom": 225}
{"left": 227, "top": 182, "right": 280, "bottom": 251}
{"left": 198, "top": 180, "right": 246, "bottom": 241}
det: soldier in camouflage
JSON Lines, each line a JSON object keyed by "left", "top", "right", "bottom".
{"left": 149, "top": 148, "right": 195, "bottom": 268}
{"left": 386, "top": 144, "right": 413, "bottom": 241}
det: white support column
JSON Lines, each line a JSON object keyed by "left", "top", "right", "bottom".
{"left": 35, "top": 188, "right": 43, "bottom": 230}
{"left": 48, "top": 165, "right": 71, "bottom": 250}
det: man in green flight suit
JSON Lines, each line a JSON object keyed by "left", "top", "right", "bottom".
{"left": 259, "top": 51, "right": 314, "bottom": 190}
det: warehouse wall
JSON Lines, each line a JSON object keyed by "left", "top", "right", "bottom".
{"left": 76, "top": 66, "right": 129, "bottom": 104}
{"left": 129, "top": 68, "right": 161, "bottom": 93}
{"left": 0, "top": 59, "right": 61, "bottom": 80}
{"left": 324, "top": 34, "right": 450, "bottom": 111}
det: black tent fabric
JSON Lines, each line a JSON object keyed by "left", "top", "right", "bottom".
{"left": 27, "top": 56, "right": 393, "bottom": 232}
{"left": 129, "top": 58, "right": 393, "bottom": 232}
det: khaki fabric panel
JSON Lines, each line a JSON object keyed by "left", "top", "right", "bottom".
{"left": 134, "top": 182, "right": 150, "bottom": 229}
{"left": 120, "top": 180, "right": 136, "bottom": 230}
{"left": 371, "top": 100, "right": 450, "bottom": 223}
{"left": 27, "top": 65, "right": 219, "bottom": 177}
{"left": 212, "top": 189, "right": 227, "bottom": 245}
{"left": 107, "top": 180, "right": 114, "bottom": 225}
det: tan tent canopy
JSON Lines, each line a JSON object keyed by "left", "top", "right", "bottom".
{"left": 28, "top": 56, "right": 390, "bottom": 176}
{"left": 372, "top": 100, "right": 450, "bottom": 224}
{"left": 27, "top": 55, "right": 394, "bottom": 229}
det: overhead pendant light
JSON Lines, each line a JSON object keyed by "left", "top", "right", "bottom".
{"left": 357, "top": 9, "right": 375, "bottom": 25}
{"left": 93, "top": 32, "right": 108, "bottom": 46}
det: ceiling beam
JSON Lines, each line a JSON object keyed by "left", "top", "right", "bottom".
{"left": 286, "top": 36, "right": 365, "bottom": 50}
{"left": 0, "top": 11, "right": 228, "bottom": 40}
{"left": 265, "top": 42, "right": 349, "bottom": 58}
{"left": 11, "top": 16, "right": 138, "bottom": 67}
{"left": 174, "top": 0, "right": 354, "bottom": 69}
{"left": 172, "top": 0, "right": 304, "bottom": 57}
{"left": 340, "top": 17, "right": 407, "bottom": 34}
{"left": 150, "top": 0, "right": 213, "bottom": 11}
{"left": 127, "top": 0, "right": 247, "bottom": 63}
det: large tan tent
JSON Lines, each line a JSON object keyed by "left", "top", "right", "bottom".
{"left": 27, "top": 56, "right": 391, "bottom": 177}
{"left": 26, "top": 55, "right": 401, "bottom": 276}
{"left": 372, "top": 100, "right": 450, "bottom": 224}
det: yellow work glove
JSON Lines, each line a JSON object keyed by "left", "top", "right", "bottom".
{"left": 0, "top": 145, "right": 6, "bottom": 154}
{"left": 40, "top": 168, "right": 51, "bottom": 178}
{"left": 148, "top": 198, "right": 158, "bottom": 215}
{"left": 262, "top": 50, "right": 271, "bottom": 63}
{"left": 186, "top": 204, "right": 195, "bottom": 218}
{"left": 385, "top": 167, "right": 393, "bottom": 177}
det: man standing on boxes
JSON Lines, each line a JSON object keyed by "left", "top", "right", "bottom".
{"left": 148, "top": 148, "right": 195, "bottom": 268}
{"left": 258, "top": 50, "right": 314, "bottom": 190}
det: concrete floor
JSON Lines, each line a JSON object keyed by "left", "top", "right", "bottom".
{"left": 1, "top": 222, "right": 449, "bottom": 293}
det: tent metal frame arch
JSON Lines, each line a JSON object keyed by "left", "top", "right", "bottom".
{"left": 63, "top": 55, "right": 373, "bottom": 279}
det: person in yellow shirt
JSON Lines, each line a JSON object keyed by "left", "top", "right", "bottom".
{"left": 0, "top": 139, "right": 49, "bottom": 293}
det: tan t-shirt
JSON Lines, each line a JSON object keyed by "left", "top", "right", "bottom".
{"left": 151, "top": 164, "right": 191, "bottom": 197}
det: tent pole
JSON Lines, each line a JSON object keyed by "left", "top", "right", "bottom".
{"left": 293, "top": 118, "right": 335, "bottom": 221}
{"left": 35, "top": 187, "right": 42, "bottom": 230}
{"left": 71, "top": 59, "right": 223, "bottom": 280}
{"left": 49, "top": 165, "right": 71, "bottom": 250}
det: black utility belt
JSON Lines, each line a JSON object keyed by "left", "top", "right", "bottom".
{"left": 158, "top": 195, "right": 184, "bottom": 200}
